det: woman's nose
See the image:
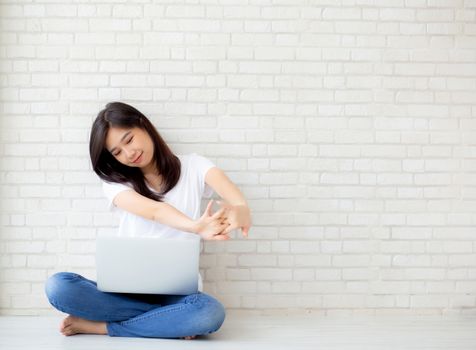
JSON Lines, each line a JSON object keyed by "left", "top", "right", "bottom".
{"left": 124, "top": 147, "right": 134, "bottom": 159}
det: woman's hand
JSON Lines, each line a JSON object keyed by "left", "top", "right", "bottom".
{"left": 217, "top": 201, "right": 251, "bottom": 237}
{"left": 193, "top": 200, "right": 230, "bottom": 240}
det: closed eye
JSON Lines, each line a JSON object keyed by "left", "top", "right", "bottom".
{"left": 112, "top": 136, "right": 133, "bottom": 156}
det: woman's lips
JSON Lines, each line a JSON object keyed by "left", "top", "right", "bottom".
{"left": 132, "top": 153, "right": 142, "bottom": 164}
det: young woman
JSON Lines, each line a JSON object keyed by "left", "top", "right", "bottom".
{"left": 44, "top": 102, "right": 252, "bottom": 339}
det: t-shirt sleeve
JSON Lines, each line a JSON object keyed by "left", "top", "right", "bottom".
{"left": 190, "top": 153, "right": 216, "bottom": 198}
{"left": 102, "top": 180, "right": 134, "bottom": 211}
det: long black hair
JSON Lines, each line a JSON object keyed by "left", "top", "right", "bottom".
{"left": 89, "top": 102, "right": 180, "bottom": 202}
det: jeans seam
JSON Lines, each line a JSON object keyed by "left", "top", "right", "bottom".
{"left": 118, "top": 295, "right": 212, "bottom": 326}
{"left": 118, "top": 303, "right": 188, "bottom": 326}
{"left": 48, "top": 297, "right": 133, "bottom": 321}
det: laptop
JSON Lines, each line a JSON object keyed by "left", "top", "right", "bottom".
{"left": 95, "top": 236, "right": 200, "bottom": 295}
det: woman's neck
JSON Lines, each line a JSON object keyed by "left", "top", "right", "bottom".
{"left": 141, "top": 161, "right": 158, "bottom": 177}
{"left": 139, "top": 161, "right": 161, "bottom": 189}
{"left": 142, "top": 166, "right": 163, "bottom": 192}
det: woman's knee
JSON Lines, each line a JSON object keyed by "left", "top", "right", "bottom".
{"left": 191, "top": 294, "right": 226, "bottom": 334}
{"left": 44, "top": 272, "right": 80, "bottom": 303}
{"left": 206, "top": 299, "right": 226, "bottom": 333}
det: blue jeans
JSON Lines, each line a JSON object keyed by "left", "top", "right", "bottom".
{"left": 44, "top": 272, "right": 226, "bottom": 338}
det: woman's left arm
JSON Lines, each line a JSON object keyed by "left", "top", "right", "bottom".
{"left": 204, "top": 167, "right": 252, "bottom": 237}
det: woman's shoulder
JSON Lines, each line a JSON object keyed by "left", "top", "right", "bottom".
{"left": 178, "top": 153, "right": 214, "bottom": 170}
{"left": 102, "top": 179, "right": 133, "bottom": 191}
{"left": 177, "top": 152, "right": 199, "bottom": 160}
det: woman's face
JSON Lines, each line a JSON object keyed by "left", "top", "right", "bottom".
{"left": 105, "top": 126, "right": 155, "bottom": 170}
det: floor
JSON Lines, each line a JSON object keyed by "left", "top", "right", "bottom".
{"left": 1, "top": 312, "right": 476, "bottom": 350}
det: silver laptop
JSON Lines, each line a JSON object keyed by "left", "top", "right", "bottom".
{"left": 96, "top": 236, "right": 200, "bottom": 295}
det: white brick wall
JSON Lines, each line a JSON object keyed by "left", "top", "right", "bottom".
{"left": 1, "top": 0, "right": 475, "bottom": 315}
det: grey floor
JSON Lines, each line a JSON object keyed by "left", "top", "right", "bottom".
{"left": 1, "top": 312, "right": 476, "bottom": 350}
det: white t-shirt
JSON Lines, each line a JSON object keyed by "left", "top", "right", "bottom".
{"left": 101, "top": 153, "right": 216, "bottom": 292}
{"left": 102, "top": 153, "right": 215, "bottom": 237}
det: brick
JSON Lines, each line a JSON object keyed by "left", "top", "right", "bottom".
{"left": 251, "top": 268, "right": 292, "bottom": 281}
{"left": 411, "top": 296, "right": 448, "bottom": 308}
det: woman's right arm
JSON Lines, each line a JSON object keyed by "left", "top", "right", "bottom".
{"left": 112, "top": 189, "right": 229, "bottom": 240}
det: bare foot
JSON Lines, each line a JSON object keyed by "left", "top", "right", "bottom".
{"left": 59, "top": 315, "right": 108, "bottom": 336}
{"left": 183, "top": 335, "right": 197, "bottom": 340}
